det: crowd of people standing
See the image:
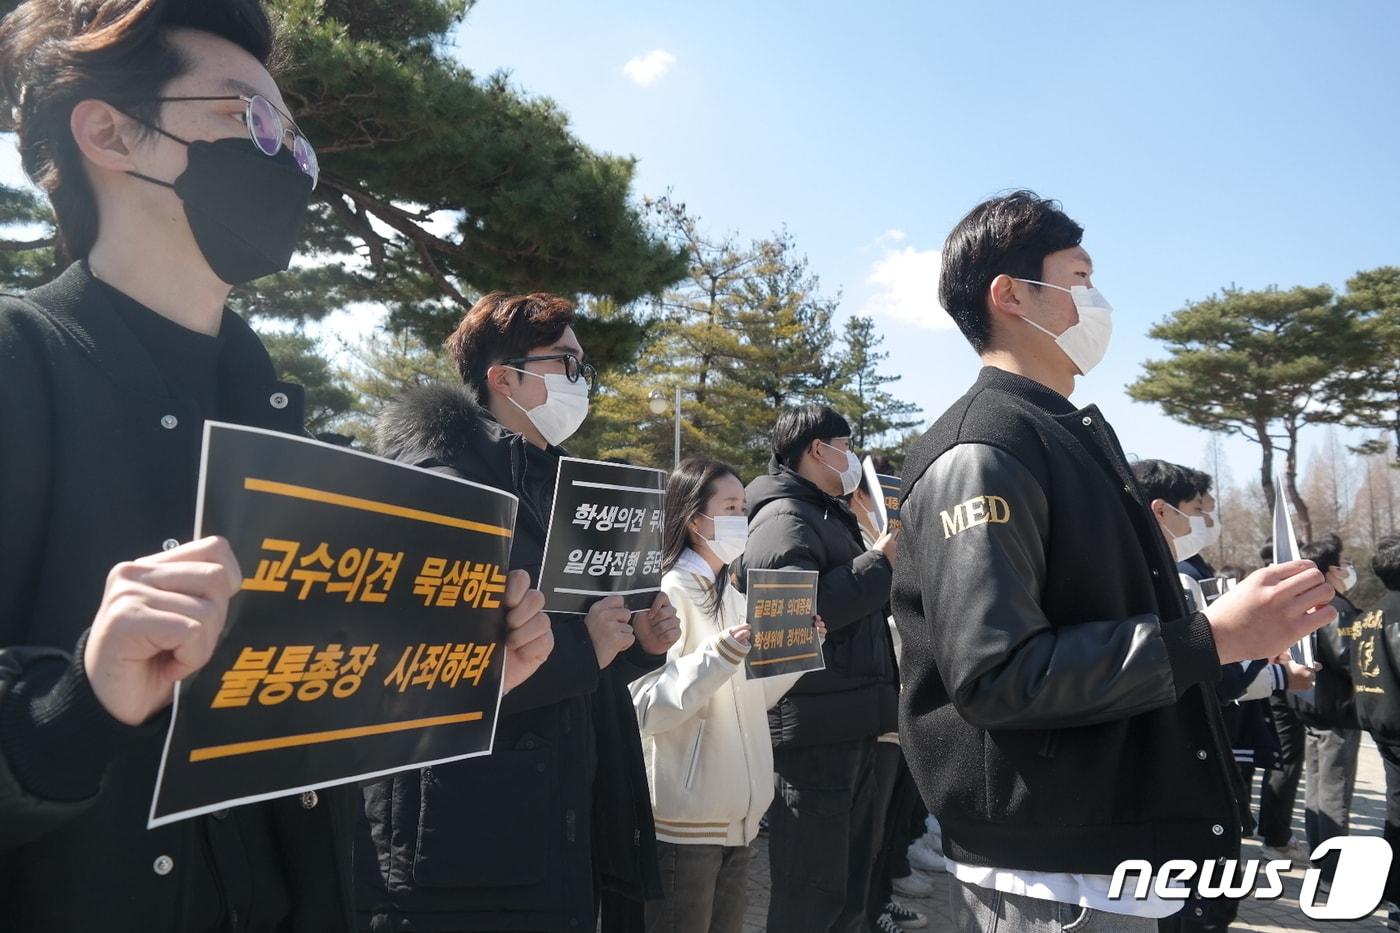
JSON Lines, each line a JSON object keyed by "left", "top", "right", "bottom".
{"left": 2, "top": 2, "right": 1399, "bottom": 932}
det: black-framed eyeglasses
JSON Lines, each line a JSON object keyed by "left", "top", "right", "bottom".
{"left": 134, "top": 94, "right": 319, "bottom": 188}
{"left": 504, "top": 354, "right": 599, "bottom": 390}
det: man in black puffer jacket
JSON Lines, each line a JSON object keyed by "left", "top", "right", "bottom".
{"left": 361, "top": 292, "right": 679, "bottom": 933}
{"left": 732, "top": 403, "right": 898, "bottom": 933}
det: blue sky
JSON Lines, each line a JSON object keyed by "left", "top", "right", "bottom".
{"left": 2, "top": 2, "right": 1395, "bottom": 490}
{"left": 447, "top": 0, "right": 1399, "bottom": 487}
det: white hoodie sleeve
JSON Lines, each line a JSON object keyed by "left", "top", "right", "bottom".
{"left": 630, "top": 574, "right": 750, "bottom": 736}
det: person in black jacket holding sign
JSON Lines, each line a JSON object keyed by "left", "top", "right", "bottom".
{"left": 732, "top": 404, "right": 899, "bottom": 933}
{"left": 0, "top": 3, "right": 339, "bottom": 929}
{"left": 369, "top": 291, "right": 681, "bottom": 933}
{"left": 893, "top": 191, "right": 1338, "bottom": 932}
{"left": 0, "top": 5, "right": 556, "bottom": 930}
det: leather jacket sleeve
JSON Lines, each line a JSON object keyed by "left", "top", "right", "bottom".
{"left": 904, "top": 443, "right": 1220, "bottom": 731}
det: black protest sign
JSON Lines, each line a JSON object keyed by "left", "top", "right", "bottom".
{"left": 537, "top": 457, "right": 667, "bottom": 614}
{"left": 744, "top": 568, "right": 824, "bottom": 680}
{"left": 878, "top": 474, "right": 903, "bottom": 532}
{"left": 150, "top": 422, "right": 518, "bottom": 828}
{"left": 860, "top": 456, "right": 902, "bottom": 534}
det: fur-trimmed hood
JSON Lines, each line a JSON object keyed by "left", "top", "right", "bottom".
{"left": 374, "top": 381, "right": 559, "bottom": 557}
{"left": 375, "top": 381, "right": 508, "bottom": 476}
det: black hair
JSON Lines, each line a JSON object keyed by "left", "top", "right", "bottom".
{"left": 1188, "top": 468, "right": 1214, "bottom": 497}
{"left": 772, "top": 403, "right": 850, "bottom": 469}
{"left": 939, "top": 190, "right": 1084, "bottom": 353}
{"left": 661, "top": 457, "right": 743, "bottom": 615}
{"left": 1373, "top": 535, "right": 1400, "bottom": 591}
{"left": 1217, "top": 564, "right": 1247, "bottom": 580}
{"left": 1259, "top": 543, "right": 1274, "bottom": 564}
{"left": 1130, "top": 459, "right": 1199, "bottom": 509}
{"left": 0, "top": 0, "right": 276, "bottom": 259}
{"left": 1301, "top": 533, "right": 1344, "bottom": 575}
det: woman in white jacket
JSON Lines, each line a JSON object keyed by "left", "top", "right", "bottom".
{"left": 630, "top": 457, "right": 824, "bottom": 933}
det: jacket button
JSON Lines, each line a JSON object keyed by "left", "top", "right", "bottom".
{"left": 160, "top": 414, "right": 178, "bottom": 430}
{"left": 1197, "top": 749, "right": 1208, "bottom": 760}
{"left": 269, "top": 391, "right": 289, "bottom": 410}
{"left": 536, "top": 762, "right": 547, "bottom": 773}
{"left": 300, "top": 790, "right": 318, "bottom": 809}
{"left": 212, "top": 809, "right": 229, "bottom": 820}
{"left": 1211, "top": 824, "right": 1224, "bottom": 836}
{"left": 1081, "top": 416, "right": 1092, "bottom": 426}
{"left": 162, "top": 538, "right": 180, "bottom": 551}
{"left": 1194, "top": 907, "right": 1204, "bottom": 917}
{"left": 1152, "top": 569, "right": 1160, "bottom": 577}
{"left": 153, "top": 854, "right": 174, "bottom": 875}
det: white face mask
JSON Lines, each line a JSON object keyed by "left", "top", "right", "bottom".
{"left": 1200, "top": 509, "right": 1222, "bottom": 547}
{"left": 505, "top": 368, "right": 589, "bottom": 446}
{"left": 697, "top": 514, "right": 747, "bottom": 564}
{"left": 817, "top": 440, "right": 862, "bottom": 496}
{"left": 1014, "top": 279, "right": 1114, "bottom": 375}
{"left": 1339, "top": 562, "right": 1357, "bottom": 593}
{"left": 1165, "top": 503, "right": 1211, "bottom": 562}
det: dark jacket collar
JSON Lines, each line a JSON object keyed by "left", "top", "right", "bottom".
{"left": 975, "top": 365, "right": 1078, "bottom": 417}
{"left": 747, "top": 455, "right": 861, "bottom": 534}
{"left": 23, "top": 257, "right": 288, "bottom": 403}
{"left": 375, "top": 382, "right": 564, "bottom": 534}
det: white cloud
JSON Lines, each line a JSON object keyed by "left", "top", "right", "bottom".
{"left": 623, "top": 49, "right": 676, "bottom": 87}
{"left": 860, "top": 240, "right": 952, "bottom": 330}
{"left": 871, "top": 228, "right": 906, "bottom": 249}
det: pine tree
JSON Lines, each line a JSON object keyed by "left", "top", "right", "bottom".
{"left": 831, "top": 315, "right": 922, "bottom": 450}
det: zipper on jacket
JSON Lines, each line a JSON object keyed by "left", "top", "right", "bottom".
{"left": 1038, "top": 730, "right": 1059, "bottom": 760}
{"left": 684, "top": 720, "right": 707, "bottom": 790}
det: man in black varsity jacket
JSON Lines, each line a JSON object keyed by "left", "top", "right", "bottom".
{"left": 892, "top": 191, "right": 1338, "bottom": 932}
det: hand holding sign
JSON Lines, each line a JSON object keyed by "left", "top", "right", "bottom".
{"left": 1203, "top": 559, "right": 1336, "bottom": 664}
{"left": 633, "top": 591, "right": 681, "bottom": 655}
{"left": 744, "top": 569, "right": 825, "bottom": 679}
{"left": 501, "top": 571, "right": 554, "bottom": 694}
{"left": 586, "top": 594, "right": 635, "bottom": 669}
{"left": 874, "top": 526, "right": 900, "bottom": 565}
{"left": 1283, "top": 657, "right": 1319, "bottom": 693}
{"left": 85, "top": 536, "right": 243, "bottom": 727}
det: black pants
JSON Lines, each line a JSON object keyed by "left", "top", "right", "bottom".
{"left": 866, "top": 743, "right": 922, "bottom": 927}
{"left": 1376, "top": 740, "right": 1400, "bottom": 905}
{"left": 767, "top": 737, "right": 880, "bottom": 933}
{"left": 1260, "top": 695, "right": 1304, "bottom": 847}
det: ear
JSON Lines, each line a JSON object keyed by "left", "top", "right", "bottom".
{"left": 1149, "top": 498, "right": 1169, "bottom": 521}
{"left": 484, "top": 363, "right": 515, "bottom": 400}
{"left": 988, "top": 274, "right": 1026, "bottom": 319}
{"left": 70, "top": 99, "right": 144, "bottom": 173}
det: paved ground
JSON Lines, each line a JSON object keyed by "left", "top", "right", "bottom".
{"left": 739, "top": 739, "right": 1394, "bottom": 931}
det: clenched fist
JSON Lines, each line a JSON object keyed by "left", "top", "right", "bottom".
{"left": 585, "top": 595, "right": 635, "bottom": 669}
{"left": 83, "top": 536, "right": 242, "bottom": 726}
{"left": 501, "top": 570, "right": 554, "bottom": 694}
{"left": 632, "top": 591, "right": 681, "bottom": 655}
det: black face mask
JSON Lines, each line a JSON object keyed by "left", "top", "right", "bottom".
{"left": 129, "top": 136, "right": 314, "bottom": 285}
